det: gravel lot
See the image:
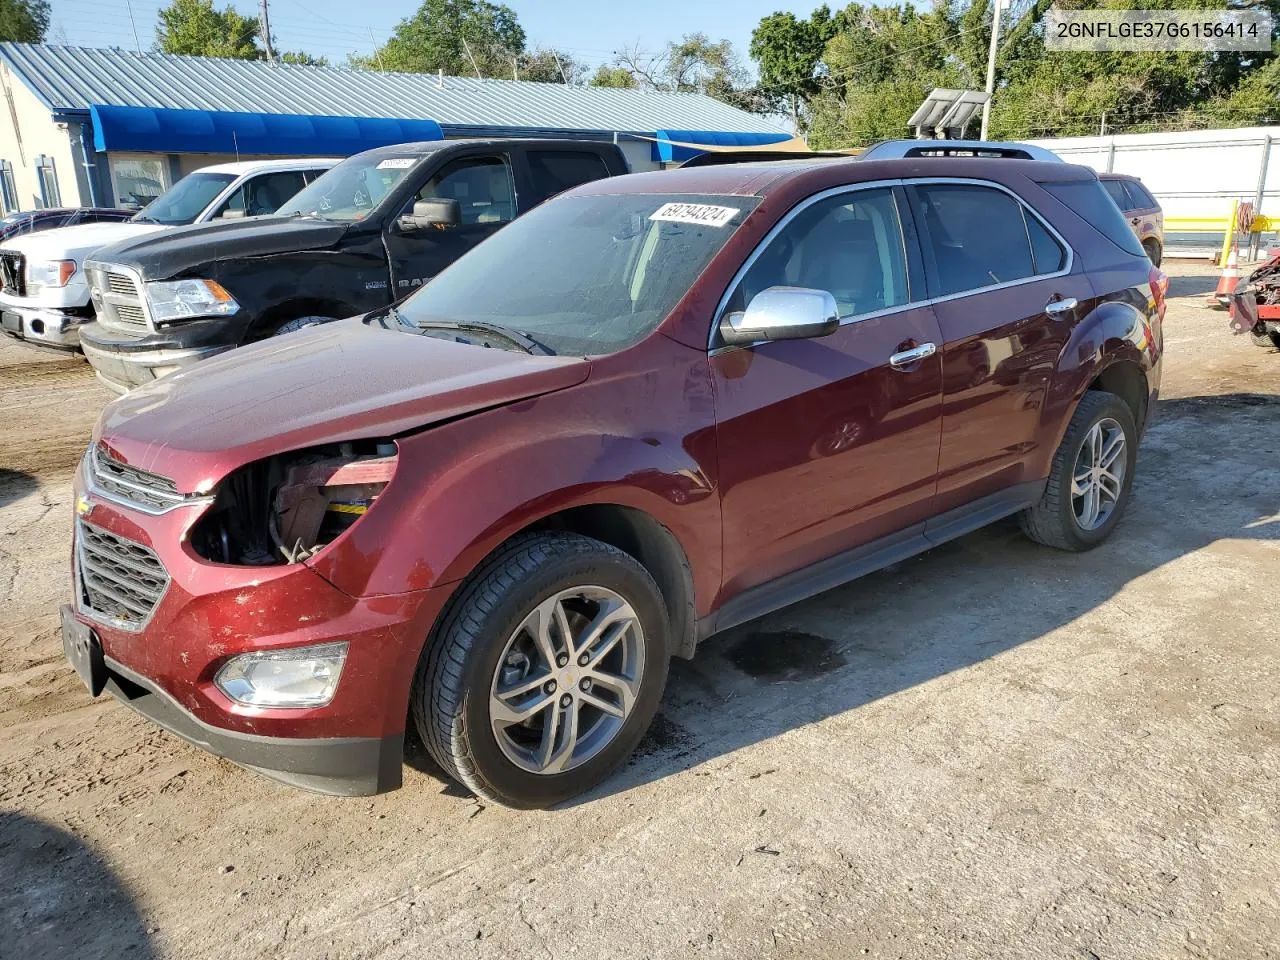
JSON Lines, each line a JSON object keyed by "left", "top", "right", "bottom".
{"left": 1, "top": 263, "right": 1277, "bottom": 960}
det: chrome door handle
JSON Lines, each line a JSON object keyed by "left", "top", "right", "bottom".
{"left": 888, "top": 342, "right": 937, "bottom": 370}
{"left": 1045, "top": 297, "right": 1078, "bottom": 317}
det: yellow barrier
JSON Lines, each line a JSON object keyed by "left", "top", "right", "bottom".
{"left": 1166, "top": 214, "right": 1278, "bottom": 233}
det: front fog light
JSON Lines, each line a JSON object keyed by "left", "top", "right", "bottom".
{"left": 214, "top": 641, "right": 348, "bottom": 708}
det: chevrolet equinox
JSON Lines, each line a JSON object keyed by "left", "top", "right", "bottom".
{"left": 64, "top": 156, "right": 1165, "bottom": 807}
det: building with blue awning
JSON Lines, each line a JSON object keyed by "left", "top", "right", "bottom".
{"left": 0, "top": 43, "right": 793, "bottom": 213}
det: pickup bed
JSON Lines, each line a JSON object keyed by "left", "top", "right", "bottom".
{"left": 80, "top": 139, "right": 629, "bottom": 392}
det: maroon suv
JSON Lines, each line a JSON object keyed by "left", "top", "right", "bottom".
{"left": 64, "top": 156, "right": 1165, "bottom": 807}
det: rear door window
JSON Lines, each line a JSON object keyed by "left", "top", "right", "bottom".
{"left": 908, "top": 183, "right": 1038, "bottom": 297}
{"left": 1041, "top": 179, "right": 1147, "bottom": 257}
{"left": 1127, "top": 181, "right": 1158, "bottom": 209}
{"left": 1101, "top": 179, "right": 1134, "bottom": 211}
{"left": 1026, "top": 213, "right": 1067, "bottom": 274}
{"left": 526, "top": 150, "right": 612, "bottom": 205}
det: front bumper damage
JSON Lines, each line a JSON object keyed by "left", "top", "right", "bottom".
{"left": 79, "top": 320, "right": 233, "bottom": 392}
{"left": 66, "top": 453, "right": 451, "bottom": 795}
{"left": 1227, "top": 253, "right": 1280, "bottom": 342}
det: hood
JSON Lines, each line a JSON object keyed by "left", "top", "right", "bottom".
{"left": 0, "top": 220, "right": 163, "bottom": 263}
{"left": 91, "top": 216, "right": 349, "bottom": 280}
{"left": 96, "top": 318, "right": 590, "bottom": 490}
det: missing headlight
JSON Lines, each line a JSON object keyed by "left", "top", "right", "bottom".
{"left": 190, "top": 440, "right": 397, "bottom": 566}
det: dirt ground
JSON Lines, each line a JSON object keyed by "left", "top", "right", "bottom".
{"left": 1, "top": 263, "right": 1277, "bottom": 960}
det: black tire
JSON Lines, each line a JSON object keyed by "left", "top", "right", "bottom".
{"left": 1142, "top": 238, "right": 1162, "bottom": 268}
{"left": 273, "top": 315, "right": 334, "bottom": 336}
{"left": 1019, "top": 390, "right": 1138, "bottom": 552}
{"left": 412, "top": 532, "right": 669, "bottom": 808}
{"left": 1250, "top": 328, "right": 1280, "bottom": 350}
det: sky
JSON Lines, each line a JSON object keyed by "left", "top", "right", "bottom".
{"left": 48, "top": 0, "right": 814, "bottom": 75}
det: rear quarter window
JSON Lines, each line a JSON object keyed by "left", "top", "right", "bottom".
{"left": 526, "top": 150, "right": 612, "bottom": 205}
{"left": 1042, "top": 180, "right": 1147, "bottom": 258}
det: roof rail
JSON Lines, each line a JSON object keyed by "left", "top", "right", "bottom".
{"left": 860, "top": 139, "right": 1063, "bottom": 162}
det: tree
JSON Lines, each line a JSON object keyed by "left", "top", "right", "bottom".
{"left": 155, "top": 0, "right": 259, "bottom": 59}
{"left": 608, "top": 33, "right": 756, "bottom": 106}
{"left": 280, "top": 50, "right": 329, "bottom": 67}
{"left": 517, "top": 48, "right": 583, "bottom": 83}
{"left": 0, "top": 0, "right": 48, "bottom": 43}
{"left": 359, "top": 0, "right": 526, "bottom": 76}
{"left": 590, "top": 64, "right": 637, "bottom": 88}
{"left": 750, "top": 8, "right": 837, "bottom": 126}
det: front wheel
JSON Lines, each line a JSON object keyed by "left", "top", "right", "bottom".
{"left": 1250, "top": 328, "right": 1280, "bottom": 350}
{"left": 412, "top": 533, "right": 670, "bottom": 808}
{"left": 273, "top": 315, "right": 335, "bottom": 336}
{"left": 1020, "top": 391, "right": 1138, "bottom": 551}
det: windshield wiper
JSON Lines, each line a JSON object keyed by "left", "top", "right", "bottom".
{"left": 132, "top": 215, "right": 158, "bottom": 223}
{"left": 413, "top": 318, "right": 552, "bottom": 355}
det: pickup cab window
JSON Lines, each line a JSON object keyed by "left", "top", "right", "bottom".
{"left": 415, "top": 156, "right": 515, "bottom": 225}
{"left": 213, "top": 171, "right": 311, "bottom": 219}
{"left": 526, "top": 150, "right": 611, "bottom": 205}
{"left": 134, "top": 172, "right": 236, "bottom": 225}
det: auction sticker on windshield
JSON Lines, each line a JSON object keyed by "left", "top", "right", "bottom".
{"left": 650, "top": 202, "right": 740, "bottom": 227}
{"left": 377, "top": 158, "right": 417, "bottom": 169}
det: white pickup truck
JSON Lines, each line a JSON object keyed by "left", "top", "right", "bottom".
{"left": 0, "top": 157, "right": 337, "bottom": 350}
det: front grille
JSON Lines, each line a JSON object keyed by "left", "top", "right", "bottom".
{"left": 104, "top": 272, "right": 136, "bottom": 296}
{"left": 76, "top": 520, "right": 169, "bottom": 629}
{"left": 89, "top": 265, "right": 151, "bottom": 335}
{"left": 0, "top": 250, "right": 25, "bottom": 296}
{"left": 89, "top": 443, "right": 187, "bottom": 512}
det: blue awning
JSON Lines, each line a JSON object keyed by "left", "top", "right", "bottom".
{"left": 89, "top": 105, "right": 444, "bottom": 156}
{"left": 652, "top": 129, "right": 795, "bottom": 163}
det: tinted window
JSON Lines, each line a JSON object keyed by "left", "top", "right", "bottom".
{"left": 527, "top": 150, "right": 611, "bottom": 205}
{"left": 1025, "top": 211, "right": 1067, "bottom": 274}
{"left": 727, "top": 187, "right": 909, "bottom": 319}
{"left": 396, "top": 193, "right": 759, "bottom": 356}
{"left": 911, "top": 183, "right": 1034, "bottom": 296}
{"left": 416, "top": 156, "right": 514, "bottom": 225}
{"left": 1128, "top": 181, "right": 1157, "bottom": 209}
{"left": 1101, "top": 178, "right": 1133, "bottom": 210}
{"left": 1042, "top": 180, "right": 1147, "bottom": 257}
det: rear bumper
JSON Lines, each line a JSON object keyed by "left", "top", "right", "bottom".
{"left": 80, "top": 322, "right": 230, "bottom": 392}
{"left": 0, "top": 304, "right": 92, "bottom": 349}
{"left": 101, "top": 653, "right": 403, "bottom": 796}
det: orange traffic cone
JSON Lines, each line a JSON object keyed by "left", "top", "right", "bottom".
{"left": 1212, "top": 247, "right": 1241, "bottom": 308}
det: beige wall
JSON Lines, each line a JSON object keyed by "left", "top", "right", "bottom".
{"left": 0, "top": 63, "right": 83, "bottom": 209}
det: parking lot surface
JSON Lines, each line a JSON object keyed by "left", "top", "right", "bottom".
{"left": 1, "top": 263, "right": 1276, "bottom": 959}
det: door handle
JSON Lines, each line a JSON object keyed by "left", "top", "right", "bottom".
{"left": 888, "top": 342, "right": 937, "bottom": 370}
{"left": 1130, "top": 217, "right": 1140, "bottom": 225}
{"left": 1045, "top": 296, "right": 1078, "bottom": 317}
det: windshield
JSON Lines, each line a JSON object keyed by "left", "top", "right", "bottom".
{"left": 277, "top": 155, "right": 420, "bottom": 221}
{"left": 133, "top": 172, "right": 235, "bottom": 225}
{"left": 395, "top": 193, "right": 759, "bottom": 356}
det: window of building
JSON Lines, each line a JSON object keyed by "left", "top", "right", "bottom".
{"left": 526, "top": 150, "right": 611, "bottom": 205}
{"left": 109, "top": 155, "right": 168, "bottom": 210}
{"left": 726, "top": 187, "right": 910, "bottom": 320}
{"left": 0, "top": 161, "right": 17, "bottom": 214}
{"left": 35, "top": 155, "right": 61, "bottom": 208}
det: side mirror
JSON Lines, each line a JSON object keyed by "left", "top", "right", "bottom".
{"left": 398, "top": 198, "right": 461, "bottom": 233}
{"left": 219, "top": 208, "right": 246, "bottom": 220}
{"left": 719, "top": 286, "right": 840, "bottom": 346}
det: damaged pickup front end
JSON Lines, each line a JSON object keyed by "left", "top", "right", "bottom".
{"left": 1227, "top": 253, "right": 1280, "bottom": 350}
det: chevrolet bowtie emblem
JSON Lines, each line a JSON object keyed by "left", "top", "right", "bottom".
{"left": 75, "top": 494, "right": 93, "bottom": 518}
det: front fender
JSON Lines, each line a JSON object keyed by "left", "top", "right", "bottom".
{"left": 306, "top": 346, "right": 722, "bottom": 615}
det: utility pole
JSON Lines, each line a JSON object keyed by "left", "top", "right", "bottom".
{"left": 1099, "top": 111, "right": 1107, "bottom": 137}
{"left": 461, "top": 37, "right": 482, "bottom": 78}
{"left": 258, "top": 0, "right": 275, "bottom": 64}
{"left": 979, "top": 0, "right": 1002, "bottom": 141}
{"left": 124, "top": 0, "right": 142, "bottom": 54}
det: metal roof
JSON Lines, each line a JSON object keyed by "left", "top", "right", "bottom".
{"left": 0, "top": 43, "right": 789, "bottom": 138}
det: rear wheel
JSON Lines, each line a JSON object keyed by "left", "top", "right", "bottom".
{"left": 1020, "top": 391, "right": 1138, "bottom": 551}
{"left": 412, "top": 532, "right": 669, "bottom": 808}
{"left": 1142, "top": 238, "right": 1162, "bottom": 267}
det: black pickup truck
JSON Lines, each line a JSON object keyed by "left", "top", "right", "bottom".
{"left": 79, "top": 138, "right": 629, "bottom": 392}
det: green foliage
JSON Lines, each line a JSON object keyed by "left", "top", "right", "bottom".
{"left": 517, "top": 48, "right": 584, "bottom": 84}
{"left": 155, "top": 0, "right": 260, "bottom": 59}
{"left": 751, "top": 0, "right": 1280, "bottom": 146}
{"left": 0, "top": 0, "right": 48, "bottom": 43}
{"left": 590, "top": 65, "right": 637, "bottom": 88}
{"left": 608, "top": 33, "right": 761, "bottom": 107}
{"left": 280, "top": 50, "right": 329, "bottom": 67}
{"left": 358, "top": 0, "right": 526, "bottom": 76}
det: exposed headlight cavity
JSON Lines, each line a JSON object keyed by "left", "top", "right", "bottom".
{"left": 189, "top": 440, "right": 398, "bottom": 566}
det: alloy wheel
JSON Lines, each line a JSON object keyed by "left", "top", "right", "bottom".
{"left": 488, "top": 586, "right": 644, "bottom": 775}
{"left": 1071, "top": 417, "right": 1127, "bottom": 531}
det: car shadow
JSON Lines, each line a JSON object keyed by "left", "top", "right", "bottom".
{"left": 1165, "top": 272, "right": 1221, "bottom": 299}
{"left": 0, "top": 467, "right": 38, "bottom": 508}
{"left": 0, "top": 811, "right": 158, "bottom": 959}
{"left": 561, "top": 391, "right": 1280, "bottom": 805}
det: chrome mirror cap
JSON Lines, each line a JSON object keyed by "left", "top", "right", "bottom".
{"left": 720, "top": 285, "right": 840, "bottom": 346}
